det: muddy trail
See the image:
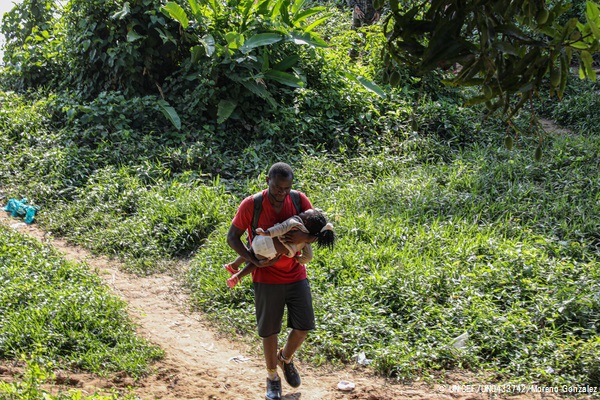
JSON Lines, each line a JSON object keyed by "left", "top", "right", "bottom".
{"left": 0, "top": 215, "right": 560, "bottom": 400}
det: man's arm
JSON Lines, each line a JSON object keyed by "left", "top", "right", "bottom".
{"left": 280, "top": 230, "right": 316, "bottom": 245}
{"left": 227, "top": 224, "right": 260, "bottom": 266}
{"left": 227, "top": 224, "right": 282, "bottom": 267}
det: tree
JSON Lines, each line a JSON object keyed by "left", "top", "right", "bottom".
{"left": 0, "top": 0, "right": 60, "bottom": 90}
{"left": 383, "top": 0, "right": 600, "bottom": 122}
{"left": 60, "top": 0, "right": 190, "bottom": 98}
{"left": 162, "top": 0, "right": 329, "bottom": 122}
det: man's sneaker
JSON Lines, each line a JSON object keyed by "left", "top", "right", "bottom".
{"left": 277, "top": 349, "right": 301, "bottom": 388}
{"left": 265, "top": 377, "right": 282, "bottom": 400}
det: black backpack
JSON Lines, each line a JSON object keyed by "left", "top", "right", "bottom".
{"left": 251, "top": 190, "right": 302, "bottom": 237}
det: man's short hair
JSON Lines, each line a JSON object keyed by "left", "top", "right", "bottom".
{"left": 268, "top": 162, "right": 294, "bottom": 180}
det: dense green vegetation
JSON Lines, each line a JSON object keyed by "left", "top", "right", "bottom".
{"left": 386, "top": 0, "right": 600, "bottom": 116}
{"left": 189, "top": 131, "right": 600, "bottom": 385}
{"left": 0, "top": 225, "right": 163, "bottom": 398}
{"left": 1, "top": 0, "right": 599, "bottom": 394}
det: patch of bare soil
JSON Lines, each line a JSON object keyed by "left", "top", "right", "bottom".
{"left": 0, "top": 215, "right": 565, "bottom": 399}
{"left": 539, "top": 118, "right": 573, "bottom": 136}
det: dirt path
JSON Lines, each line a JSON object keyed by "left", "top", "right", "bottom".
{"left": 0, "top": 215, "right": 560, "bottom": 400}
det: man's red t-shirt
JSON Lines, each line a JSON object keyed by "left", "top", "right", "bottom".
{"left": 232, "top": 189, "right": 312, "bottom": 284}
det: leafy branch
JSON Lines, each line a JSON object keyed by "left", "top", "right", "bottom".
{"left": 383, "top": 0, "right": 600, "bottom": 121}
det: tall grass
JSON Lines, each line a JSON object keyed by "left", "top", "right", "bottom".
{"left": 0, "top": 225, "right": 163, "bottom": 377}
{"left": 41, "top": 166, "right": 234, "bottom": 273}
{"left": 187, "top": 130, "right": 600, "bottom": 386}
{"left": 3, "top": 87, "right": 598, "bottom": 386}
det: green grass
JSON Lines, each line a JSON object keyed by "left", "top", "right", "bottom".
{"left": 1, "top": 41, "right": 599, "bottom": 390}
{"left": 0, "top": 225, "right": 163, "bottom": 378}
{"left": 2, "top": 87, "right": 599, "bottom": 387}
{"left": 2, "top": 2, "right": 599, "bottom": 392}
{"left": 40, "top": 166, "right": 235, "bottom": 274}
{"left": 0, "top": 358, "right": 140, "bottom": 400}
{"left": 187, "top": 131, "right": 600, "bottom": 386}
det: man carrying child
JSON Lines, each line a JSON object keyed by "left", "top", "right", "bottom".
{"left": 226, "top": 162, "right": 316, "bottom": 400}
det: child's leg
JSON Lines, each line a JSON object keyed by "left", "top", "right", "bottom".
{"left": 235, "top": 261, "right": 258, "bottom": 280}
{"left": 227, "top": 261, "right": 258, "bottom": 288}
{"left": 224, "top": 255, "right": 245, "bottom": 275}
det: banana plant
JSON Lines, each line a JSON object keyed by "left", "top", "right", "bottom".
{"left": 163, "top": 0, "right": 329, "bottom": 121}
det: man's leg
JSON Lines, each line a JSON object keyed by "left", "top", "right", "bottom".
{"left": 277, "top": 280, "right": 314, "bottom": 388}
{"left": 256, "top": 282, "right": 286, "bottom": 365}
{"left": 264, "top": 332, "right": 283, "bottom": 399}
{"left": 283, "top": 280, "right": 314, "bottom": 358}
{"left": 255, "top": 282, "right": 286, "bottom": 399}
{"left": 263, "top": 327, "right": 309, "bottom": 373}
{"left": 277, "top": 329, "right": 307, "bottom": 388}
{"left": 281, "top": 329, "right": 308, "bottom": 360}
{"left": 263, "top": 333, "right": 279, "bottom": 370}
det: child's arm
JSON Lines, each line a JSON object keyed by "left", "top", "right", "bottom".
{"left": 264, "top": 218, "right": 302, "bottom": 238}
{"left": 294, "top": 243, "right": 313, "bottom": 265}
{"left": 227, "top": 261, "right": 257, "bottom": 288}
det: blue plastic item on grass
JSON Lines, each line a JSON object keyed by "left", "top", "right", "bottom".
{"left": 4, "top": 198, "right": 39, "bottom": 224}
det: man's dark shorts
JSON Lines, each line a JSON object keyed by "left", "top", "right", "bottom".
{"left": 254, "top": 279, "right": 315, "bottom": 338}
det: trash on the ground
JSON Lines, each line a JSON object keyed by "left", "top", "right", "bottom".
{"left": 337, "top": 380, "right": 356, "bottom": 391}
{"left": 201, "top": 342, "right": 216, "bottom": 352}
{"left": 451, "top": 332, "right": 469, "bottom": 349}
{"left": 10, "top": 222, "right": 27, "bottom": 229}
{"left": 229, "top": 355, "right": 250, "bottom": 363}
{"left": 4, "top": 198, "right": 39, "bottom": 224}
{"left": 353, "top": 351, "right": 372, "bottom": 366}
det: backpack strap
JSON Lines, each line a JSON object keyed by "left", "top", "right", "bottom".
{"left": 251, "top": 192, "right": 263, "bottom": 238}
{"left": 290, "top": 190, "right": 302, "bottom": 214}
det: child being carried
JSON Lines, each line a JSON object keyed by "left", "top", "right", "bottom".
{"left": 224, "top": 208, "right": 335, "bottom": 288}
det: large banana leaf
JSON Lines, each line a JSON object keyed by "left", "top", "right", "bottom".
{"left": 163, "top": 2, "right": 189, "bottom": 29}
{"left": 240, "top": 33, "right": 284, "bottom": 54}
{"left": 157, "top": 100, "right": 182, "bottom": 130}
{"left": 264, "top": 70, "right": 305, "bottom": 88}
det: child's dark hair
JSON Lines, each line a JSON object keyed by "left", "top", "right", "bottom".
{"left": 302, "top": 209, "right": 336, "bottom": 250}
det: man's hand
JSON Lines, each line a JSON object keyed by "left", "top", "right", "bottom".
{"left": 280, "top": 230, "right": 315, "bottom": 244}
{"left": 372, "top": 11, "right": 380, "bottom": 23}
{"left": 245, "top": 248, "right": 281, "bottom": 268}
{"left": 255, "top": 227, "right": 269, "bottom": 236}
{"left": 354, "top": 5, "right": 364, "bottom": 19}
{"left": 256, "top": 254, "right": 282, "bottom": 267}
